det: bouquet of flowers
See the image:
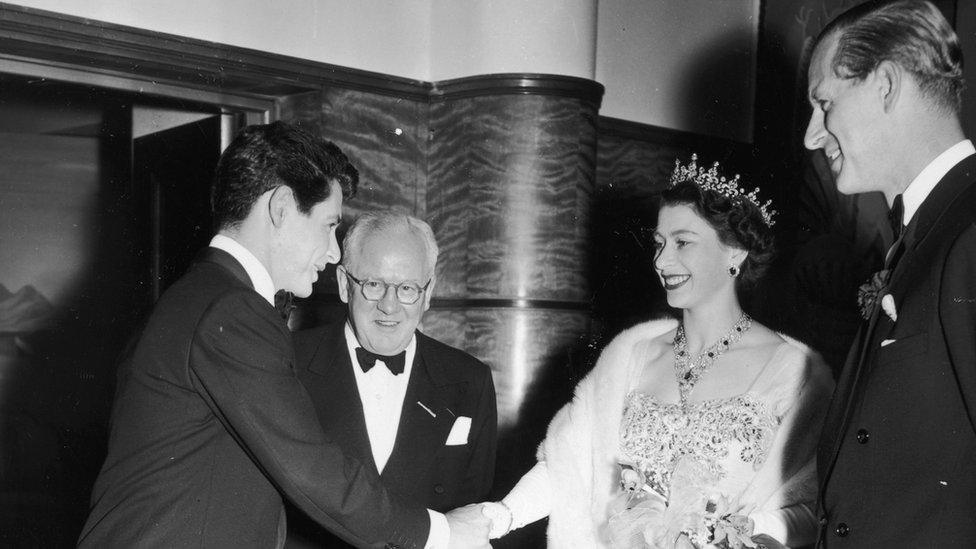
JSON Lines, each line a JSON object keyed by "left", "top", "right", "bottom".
{"left": 608, "top": 457, "right": 756, "bottom": 549}
{"left": 677, "top": 496, "right": 756, "bottom": 549}
{"left": 607, "top": 461, "right": 668, "bottom": 548}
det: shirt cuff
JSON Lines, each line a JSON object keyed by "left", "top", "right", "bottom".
{"left": 425, "top": 509, "right": 450, "bottom": 549}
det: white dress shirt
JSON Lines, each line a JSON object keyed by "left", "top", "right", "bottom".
{"left": 209, "top": 234, "right": 276, "bottom": 306}
{"left": 344, "top": 323, "right": 417, "bottom": 474}
{"left": 343, "top": 324, "right": 449, "bottom": 548}
{"left": 901, "top": 139, "right": 975, "bottom": 227}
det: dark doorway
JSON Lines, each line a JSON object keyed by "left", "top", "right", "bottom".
{"left": 0, "top": 74, "right": 228, "bottom": 546}
{"left": 134, "top": 115, "right": 224, "bottom": 299}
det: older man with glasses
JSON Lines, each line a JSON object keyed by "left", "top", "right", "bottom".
{"left": 287, "top": 212, "right": 498, "bottom": 549}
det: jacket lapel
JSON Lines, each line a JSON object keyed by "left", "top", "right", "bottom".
{"left": 303, "top": 322, "right": 377, "bottom": 473}
{"left": 820, "top": 153, "right": 976, "bottom": 490}
{"left": 381, "top": 334, "right": 458, "bottom": 483}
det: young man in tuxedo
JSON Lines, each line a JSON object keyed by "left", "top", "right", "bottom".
{"left": 804, "top": 1, "right": 976, "bottom": 546}
{"left": 289, "top": 212, "right": 497, "bottom": 548}
{"left": 78, "top": 122, "right": 489, "bottom": 548}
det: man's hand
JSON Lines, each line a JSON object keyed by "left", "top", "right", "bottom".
{"left": 445, "top": 504, "right": 490, "bottom": 549}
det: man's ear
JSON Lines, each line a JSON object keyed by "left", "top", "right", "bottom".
{"left": 876, "top": 60, "right": 902, "bottom": 113}
{"left": 421, "top": 276, "right": 436, "bottom": 312}
{"left": 267, "top": 186, "right": 293, "bottom": 228}
{"left": 336, "top": 265, "right": 350, "bottom": 304}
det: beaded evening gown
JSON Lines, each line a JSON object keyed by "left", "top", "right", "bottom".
{"left": 607, "top": 342, "right": 823, "bottom": 549}
{"left": 535, "top": 320, "right": 831, "bottom": 549}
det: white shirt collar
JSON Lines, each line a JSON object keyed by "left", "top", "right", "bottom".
{"left": 209, "top": 234, "right": 276, "bottom": 306}
{"left": 901, "top": 139, "right": 975, "bottom": 226}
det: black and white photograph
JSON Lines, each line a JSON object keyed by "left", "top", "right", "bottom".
{"left": 1, "top": 1, "right": 975, "bottom": 547}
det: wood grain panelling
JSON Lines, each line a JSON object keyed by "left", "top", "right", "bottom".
{"left": 428, "top": 94, "right": 596, "bottom": 301}
{"left": 317, "top": 88, "right": 430, "bottom": 218}
{"left": 423, "top": 307, "right": 589, "bottom": 428}
{"left": 423, "top": 88, "right": 600, "bottom": 475}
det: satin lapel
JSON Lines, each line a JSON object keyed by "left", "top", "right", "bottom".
{"left": 305, "top": 323, "right": 377, "bottom": 473}
{"left": 381, "top": 337, "right": 456, "bottom": 482}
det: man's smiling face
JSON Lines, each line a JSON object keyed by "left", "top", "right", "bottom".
{"left": 338, "top": 226, "right": 433, "bottom": 356}
{"left": 804, "top": 32, "right": 891, "bottom": 196}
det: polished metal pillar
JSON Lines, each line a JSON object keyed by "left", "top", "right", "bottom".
{"left": 422, "top": 75, "right": 603, "bottom": 505}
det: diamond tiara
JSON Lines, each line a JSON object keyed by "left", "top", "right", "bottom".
{"left": 669, "top": 154, "right": 776, "bottom": 227}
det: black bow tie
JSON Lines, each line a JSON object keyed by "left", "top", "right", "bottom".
{"left": 888, "top": 194, "right": 905, "bottom": 237}
{"left": 355, "top": 347, "right": 406, "bottom": 375}
{"left": 274, "top": 290, "right": 295, "bottom": 322}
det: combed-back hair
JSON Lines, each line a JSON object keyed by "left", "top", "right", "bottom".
{"left": 212, "top": 121, "right": 358, "bottom": 230}
{"left": 815, "top": 0, "right": 964, "bottom": 114}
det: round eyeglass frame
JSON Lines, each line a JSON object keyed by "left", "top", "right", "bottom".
{"left": 343, "top": 270, "right": 431, "bottom": 305}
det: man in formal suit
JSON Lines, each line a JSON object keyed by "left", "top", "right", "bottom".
{"left": 288, "top": 212, "right": 498, "bottom": 548}
{"left": 804, "top": 1, "right": 976, "bottom": 546}
{"left": 78, "top": 122, "right": 489, "bottom": 548}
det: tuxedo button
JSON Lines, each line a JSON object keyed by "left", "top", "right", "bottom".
{"left": 856, "top": 429, "right": 870, "bottom": 444}
{"left": 835, "top": 523, "right": 850, "bottom": 537}
{"left": 434, "top": 484, "right": 445, "bottom": 494}
{"left": 819, "top": 516, "right": 828, "bottom": 527}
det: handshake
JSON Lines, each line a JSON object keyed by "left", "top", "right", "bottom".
{"left": 444, "top": 501, "right": 514, "bottom": 548}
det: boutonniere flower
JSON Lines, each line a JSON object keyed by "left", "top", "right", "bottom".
{"left": 857, "top": 269, "right": 891, "bottom": 320}
{"left": 880, "top": 294, "right": 898, "bottom": 322}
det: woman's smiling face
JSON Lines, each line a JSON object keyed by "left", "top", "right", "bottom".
{"left": 653, "top": 203, "right": 743, "bottom": 310}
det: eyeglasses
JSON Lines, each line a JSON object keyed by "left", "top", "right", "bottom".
{"left": 343, "top": 270, "right": 431, "bottom": 305}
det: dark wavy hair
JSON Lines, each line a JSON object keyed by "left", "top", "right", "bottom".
{"left": 212, "top": 121, "right": 359, "bottom": 230}
{"left": 659, "top": 180, "right": 775, "bottom": 289}
{"left": 816, "top": 0, "right": 964, "bottom": 115}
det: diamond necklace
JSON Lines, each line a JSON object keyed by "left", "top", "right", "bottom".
{"left": 673, "top": 312, "right": 752, "bottom": 406}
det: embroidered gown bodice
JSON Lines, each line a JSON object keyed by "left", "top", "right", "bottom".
{"left": 619, "top": 391, "right": 778, "bottom": 500}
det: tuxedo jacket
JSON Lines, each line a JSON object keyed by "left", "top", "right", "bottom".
{"left": 286, "top": 320, "right": 497, "bottom": 548}
{"left": 78, "top": 248, "right": 428, "bottom": 549}
{"left": 817, "top": 154, "right": 976, "bottom": 547}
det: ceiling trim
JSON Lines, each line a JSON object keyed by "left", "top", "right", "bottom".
{"left": 0, "top": 3, "right": 605, "bottom": 109}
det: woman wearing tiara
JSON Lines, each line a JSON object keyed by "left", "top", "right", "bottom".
{"left": 481, "top": 156, "right": 834, "bottom": 548}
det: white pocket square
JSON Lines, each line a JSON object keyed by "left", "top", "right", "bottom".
{"left": 445, "top": 416, "right": 471, "bottom": 446}
{"left": 881, "top": 294, "right": 898, "bottom": 322}
{"left": 881, "top": 338, "right": 896, "bottom": 347}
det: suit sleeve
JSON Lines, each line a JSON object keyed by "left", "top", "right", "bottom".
{"left": 188, "top": 289, "right": 429, "bottom": 549}
{"left": 462, "top": 362, "right": 498, "bottom": 501}
{"left": 940, "top": 223, "right": 976, "bottom": 434}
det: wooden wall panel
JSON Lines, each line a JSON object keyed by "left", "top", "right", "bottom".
{"left": 428, "top": 94, "right": 595, "bottom": 301}
{"left": 319, "top": 88, "right": 430, "bottom": 219}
